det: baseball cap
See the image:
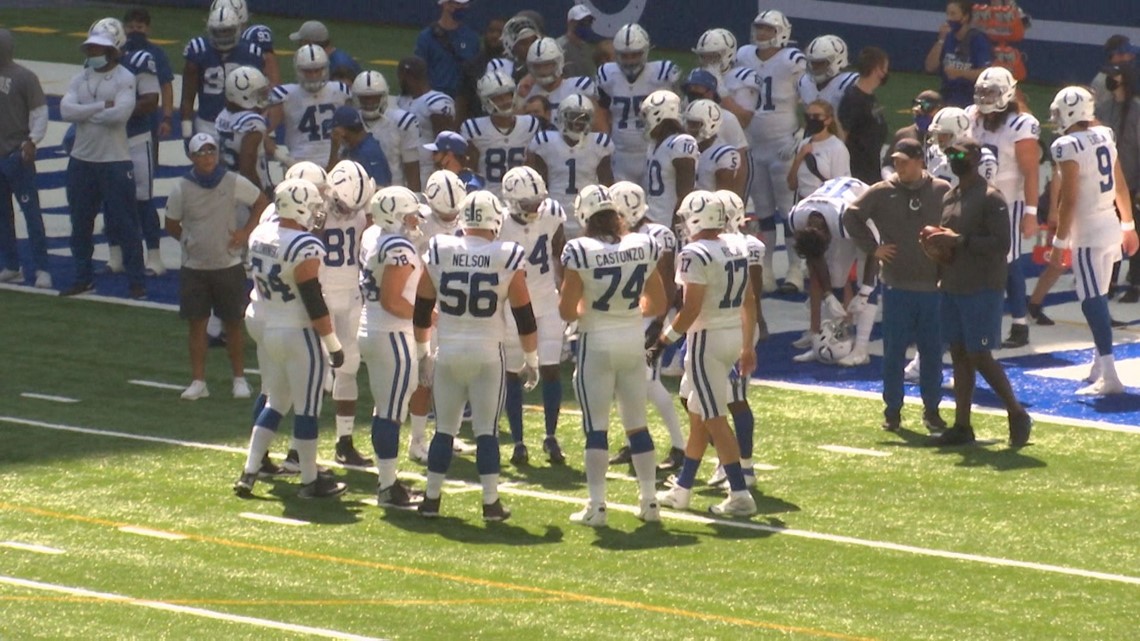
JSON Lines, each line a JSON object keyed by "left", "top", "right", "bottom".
{"left": 82, "top": 28, "right": 117, "bottom": 49}
{"left": 1105, "top": 35, "right": 1140, "bottom": 58}
{"left": 946, "top": 138, "right": 981, "bottom": 157}
{"left": 331, "top": 105, "right": 364, "bottom": 130}
{"left": 289, "top": 20, "right": 329, "bottom": 43}
{"left": 188, "top": 133, "right": 218, "bottom": 154}
{"left": 424, "top": 131, "right": 468, "bottom": 155}
{"left": 890, "top": 138, "right": 923, "bottom": 161}
{"left": 568, "top": 5, "right": 593, "bottom": 22}
{"left": 682, "top": 68, "right": 719, "bottom": 94}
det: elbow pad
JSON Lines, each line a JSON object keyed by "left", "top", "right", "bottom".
{"left": 511, "top": 303, "right": 538, "bottom": 335}
{"left": 414, "top": 296, "right": 436, "bottom": 329}
{"left": 297, "top": 278, "right": 330, "bottom": 321}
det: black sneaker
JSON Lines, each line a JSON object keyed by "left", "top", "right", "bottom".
{"left": 482, "top": 499, "right": 511, "bottom": 522}
{"left": 929, "top": 424, "right": 976, "bottom": 446}
{"left": 207, "top": 333, "right": 227, "bottom": 348}
{"left": 335, "top": 437, "right": 374, "bottom": 467}
{"left": 418, "top": 496, "right": 441, "bottom": 518}
{"left": 1027, "top": 301, "right": 1055, "bottom": 326}
{"left": 258, "top": 453, "right": 291, "bottom": 479}
{"left": 657, "top": 446, "right": 685, "bottom": 471}
{"left": 282, "top": 449, "right": 330, "bottom": 476}
{"left": 1111, "top": 317, "right": 1128, "bottom": 328}
{"left": 1001, "top": 324, "right": 1029, "bottom": 349}
{"left": 297, "top": 475, "right": 347, "bottom": 499}
{"left": 1120, "top": 286, "right": 1140, "bottom": 303}
{"left": 233, "top": 472, "right": 257, "bottom": 497}
{"left": 609, "top": 445, "right": 632, "bottom": 465}
{"left": 128, "top": 285, "right": 146, "bottom": 300}
{"left": 58, "top": 281, "right": 94, "bottom": 297}
{"left": 881, "top": 410, "right": 901, "bottom": 432}
{"left": 922, "top": 409, "right": 948, "bottom": 433}
{"left": 1009, "top": 412, "right": 1033, "bottom": 447}
{"left": 543, "top": 437, "right": 566, "bottom": 465}
{"left": 377, "top": 481, "right": 423, "bottom": 507}
{"left": 510, "top": 443, "right": 529, "bottom": 466}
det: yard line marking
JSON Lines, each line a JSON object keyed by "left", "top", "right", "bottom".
{"left": 0, "top": 575, "right": 386, "bottom": 641}
{"left": 245, "top": 368, "right": 260, "bottom": 375}
{"left": 117, "top": 526, "right": 187, "bottom": 541}
{"left": 818, "top": 445, "right": 891, "bottom": 457}
{"left": 0, "top": 282, "right": 179, "bottom": 311}
{"left": 128, "top": 379, "right": 184, "bottom": 391}
{"left": 0, "top": 595, "right": 557, "bottom": 606}
{"left": 0, "top": 541, "right": 65, "bottom": 555}
{"left": 0, "top": 503, "right": 875, "bottom": 641}
{"left": 239, "top": 512, "right": 309, "bottom": 526}
{"left": 5, "top": 415, "right": 1140, "bottom": 589}
{"left": 20, "top": 393, "right": 78, "bottom": 403}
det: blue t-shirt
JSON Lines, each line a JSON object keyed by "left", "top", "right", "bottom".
{"left": 343, "top": 133, "right": 392, "bottom": 187}
{"left": 939, "top": 29, "right": 992, "bottom": 108}
{"left": 414, "top": 23, "right": 480, "bottom": 95}
{"left": 183, "top": 37, "right": 264, "bottom": 122}
{"left": 328, "top": 49, "right": 362, "bottom": 82}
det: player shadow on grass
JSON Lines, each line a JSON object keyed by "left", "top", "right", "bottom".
{"left": 379, "top": 510, "right": 564, "bottom": 546}
{"left": 589, "top": 521, "right": 699, "bottom": 551}
{"left": 251, "top": 482, "right": 368, "bottom": 525}
{"left": 500, "top": 462, "right": 587, "bottom": 491}
{"left": 881, "top": 427, "right": 1046, "bottom": 471}
{"left": 1075, "top": 392, "right": 1140, "bottom": 414}
{"left": 692, "top": 488, "right": 801, "bottom": 515}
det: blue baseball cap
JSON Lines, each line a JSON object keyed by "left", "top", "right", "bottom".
{"left": 424, "top": 131, "right": 468, "bottom": 155}
{"left": 331, "top": 105, "right": 364, "bottom": 130}
{"left": 682, "top": 68, "right": 718, "bottom": 94}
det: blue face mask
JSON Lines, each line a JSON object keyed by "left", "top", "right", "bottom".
{"left": 575, "top": 24, "right": 603, "bottom": 44}
{"left": 453, "top": 8, "right": 469, "bottom": 21}
{"left": 125, "top": 32, "right": 148, "bottom": 48}
{"left": 947, "top": 20, "right": 964, "bottom": 33}
{"left": 85, "top": 55, "right": 108, "bottom": 69}
{"left": 915, "top": 113, "right": 934, "bottom": 132}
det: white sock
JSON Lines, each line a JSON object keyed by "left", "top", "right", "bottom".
{"left": 243, "top": 426, "right": 276, "bottom": 474}
{"left": 1098, "top": 353, "right": 1120, "bottom": 383}
{"left": 108, "top": 245, "right": 123, "bottom": 270}
{"left": 629, "top": 448, "right": 657, "bottom": 505}
{"left": 294, "top": 438, "right": 318, "bottom": 484}
{"left": 425, "top": 471, "right": 445, "bottom": 500}
{"left": 410, "top": 414, "right": 428, "bottom": 443}
{"left": 1013, "top": 317, "right": 1028, "bottom": 325}
{"left": 648, "top": 380, "right": 684, "bottom": 448}
{"left": 480, "top": 473, "right": 499, "bottom": 504}
{"left": 584, "top": 448, "right": 608, "bottom": 507}
{"left": 730, "top": 489, "right": 751, "bottom": 500}
{"left": 855, "top": 304, "right": 877, "bottom": 350}
{"left": 206, "top": 314, "right": 222, "bottom": 337}
{"left": 905, "top": 352, "right": 921, "bottom": 373}
{"left": 741, "top": 457, "right": 753, "bottom": 471}
{"left": 288, "top": 436, "right": 298, "bottom": 453}
{"left": 335, "top": 415, "right": 354, "bottom": 439}
{"left": 377, "top": 458, "right": 398, "bottom": 488}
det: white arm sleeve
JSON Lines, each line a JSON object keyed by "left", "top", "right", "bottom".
{"left": 28, "top": 105, "right": 48, "bottom": 145}
{"left": 60, "top": 76, "right": 102, "bottom": 123}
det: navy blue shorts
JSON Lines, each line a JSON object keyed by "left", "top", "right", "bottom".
{"left": 941, "top": 289, "right": 1002, "bottom": 352}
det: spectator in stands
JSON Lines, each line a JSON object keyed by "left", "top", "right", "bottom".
{"left": 557, "top": 4, "right": 603, "bottom": 79}
{"left": 0, "top": 29, "right": 50, "bottom": 289}
{"left": 329, "top": 105, "right": 392, "bottom": 186}
{"left": 457, "top": 17, "right": 507, "bottom": 122}
{"left": 415, "top": 0, "right": 480, "bottom": 96}
{"left": 884, "top": 90, "right": 942, "bottom": 177}
{"left": 924, "top": 1, "right": 992, "bottom": 108}
{"left": 1095, "top": 64, "right": 1140, "bottom": 302}
{"left": 1091, "top": 36, "right": 1139, "bottom": 103}
{"left": 839, "top": 47, "right": 889, "bottom": 186}
{"left": 165, "top": 133, "right": 268, "bottom": 401}
{"left": 787, "top": 100, "right": 849, "bottom": 200}
{"left": 290, "top": 20, "right": 359, "bottom": 83}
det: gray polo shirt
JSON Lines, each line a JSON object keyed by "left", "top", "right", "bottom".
{"left": 0, "top": 60, "right": 45, "bottom": 157}
{"left": 165, "top": 171, "right": 261, "bottom": 270}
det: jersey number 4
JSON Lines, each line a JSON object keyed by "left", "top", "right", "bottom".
{"left": 439, "top": 272, "right": 499, "bottom": 318}
{"left": 250, "top": 256, "right": 295, "bottom": 301}
{"left": 592, "top": 264, "right": 647, "bottom": 311}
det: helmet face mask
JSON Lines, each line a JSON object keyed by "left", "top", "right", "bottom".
{"left": 477, "top": 70, "right": 517, "bottom": 117}
{"left": 716, "top": 190, "right": 745, "bottom": 232}
{"left": 679, "top": 190, "right": 727, "bottom": 238}
{"left": 693, "top": 29, "right": 736, "bottom": 76}
{"left": 973, "top": 67, "right": 1016, "bottom": 114}
{"left": 928, "top": 107, "right": 970, "bottom": 150}
{"left": 274, "top": 178, "right": 326, "bottom": 230}
{"left": 527, "top": 37, "right": 564, "bottom": 87}
{"left": 294, "top": 45, "right": 329, "bottom": 93}
{"left": 816, "top": 319, "right": 855, "bottom": 364}
{"left": 206, "top": 8, "right": 240, "bottom": 52}
{"left": 352, "top": 71, "right": 389, "bottom": 119}
{"left": 614, "top": 24, "right": 651, "bottom": 80}
{"left": 370, "top": 186, "right": 421, "bottom": 234}
{"left": 806, "top": 35, "right": 847, "bottom": 84}
{"left": 558, "top": 93, "right": 594, "bottom": 145}
{"left": 752, "top": 10, "right": 791, "bottom": 50}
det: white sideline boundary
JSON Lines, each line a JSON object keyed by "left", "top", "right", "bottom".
{"left": 0, "top": 575, "right": 386, "bottom": 640}
{"left": 3, "top": 414, "right": 1140, "bottom": 588}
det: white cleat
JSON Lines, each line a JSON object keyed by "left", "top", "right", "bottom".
{"left": 570, "top": 504, "right": 607, "bottom": 527}
{"left": 34, "top": 270, "right": 52, "bottom": 289}
{"left": 1076, "top": 377, "right": 1124, "bottom": 396}
{"left": 106, "top": 246, "right": 124, "bottom": 273}
{"left": 708, "top": 464, "right": 728, "bottom": 487}
{"left": 837, "top": 347, "right": 870, "bottom": 367}
{"left": 793, "top": 349, "right": 818, "bottom": 363}
{"left": 782, "top": 265, "right": 804, "bottom": 293}
{"left": 709, "top": 492, "right": 757, "bottom": 517}
{"left": 1085, "top": 360, "right": 1102, "bottom": 384}
{"left": 656, "top": 485, "right": 691, "bottom": 510}
{"left": 407, "top": 438, "right": 429, "bottom": 463}
{"left": 147, "top": 248, "right": 166, "bottom": 276}
{"left": 452, "top": 437, "right": 477, "bottom": 455}
{"left": 743, "top": 468, "right": 757, "bottom": 489}
{"left": 0, "top": 268, "right": 22, "bottom": 283}
{"left": 232, "top": 377, "right": 252, "bottom": 399}
{"left": 180, "top": 380, "right": 209, "bottom": 400}
{"left": 636, "top": 499, "right": 660, "bottom": 522}
{"left": 791, "top": 330, "right": 813, "bottom": 349}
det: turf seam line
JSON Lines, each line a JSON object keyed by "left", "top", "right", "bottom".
{"left": 19, "top": 392, "right": 79, "bottom": 403}
{"left": 0, "top": 541, "right": 65, "bottom": 555}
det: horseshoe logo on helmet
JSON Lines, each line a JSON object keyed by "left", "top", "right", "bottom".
{"left": 580, "top": 0, "right": 648, "bottom": 38}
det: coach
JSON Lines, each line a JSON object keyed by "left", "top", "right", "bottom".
{"left": 844, "top": 139, "right": 950, "bottom": 433}
{"left": 416, "top": 0, "right": 480, "bottom": 96}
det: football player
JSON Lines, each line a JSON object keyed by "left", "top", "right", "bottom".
{"left": 686, "top": 99, "right": 742, "bottom": 195}
{"left": 966, "top": 66, "right": 1040, "bottom": 348}
{"left": 461, "top": 70, "right": 539, "bottom": 198}
{"left": 560, "top": 184, "right": 667, "bottom": 526}
{"left": 215, "top": 66, "right": 271, "bottom": 193}
{"left": 652, "top": 191, "right": 758, "bottom": 517}
{"left": 180, "top": 5, "right": 263, "bottom": 139}
{"left": 413, "top": 190, "right": 539, "bottom": 521}
{"left": 353, "top": 70, "right": 422, "bottom": 190}
{"left": 692, "top": 28, "right": 761, "bottom": 133}
{"left": 1049, "top": 86, "right": 1139, "bottom": 395}
{"left": 209, "top": 0, "right": 279, "bottom": 84}
{"left": 359, "top": 186, "right": 426, "bottom": 506}
{"left": 396, "top": 56, "right": 456, "bottom": 189}
{"left": 521, "top": 37, "right": 607, "bottom": 129}
{"left": 526, "top": 92, "right": 615, "bottom": 238}
{"left": 797, "top": 35, "right": 858, "bottom": 111}
{"left": 233, "top": 179, "right": 347, "bottom": 500}
{"left": 266, "top": 44, "right": 351, "bottom": 167}
{"left": 926, "top": 106, "right": 997, "bottom": 186}
{"left": 492, "top": 15, "right": 541, "bottom": 81}
{"left": 596, "top": 23, "right": 681, "bottom": 185}
{"left": 641, "top": 90, "right": 698, "bottom": 229}
{"left": 498, "top": 167, "right": 567, "bottom": 466}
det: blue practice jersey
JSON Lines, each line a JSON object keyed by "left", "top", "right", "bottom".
{"left": 183, "top": 36, "right": 264, "bottom": 122}
{"left": 121, "top": 49, "right": 159, "bottom": 138}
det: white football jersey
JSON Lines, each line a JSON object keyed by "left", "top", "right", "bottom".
{"left": 596, "top": 60, "right": 681, "bottom": 152}
{"left": 561, "top": 232, "right": 660, "bottom": 332}
{"left": 719, "top": 67, "right": 762, "bottom": 114}
{"left": 787, "top": 177, "right": 869, "bottom": 239}
{"left": 486, "top": 57, "right": 514, "bottom": 77}
{"left": 797, "top": 71, "right": 858, "bottom": 112}
{"left": 966, "top": 106, "right": 1040, "bottom": 206}
{"left": 527, "top": 75, "right": 598, "bottom": 108}
{"left": 736, "top": 46, "right": 807, "bottom": 144}
{"left": 497, "top": 199, "right": 566, "bottom": 310}
{"left": 460, "top": 114, "right": 541, "bottom": 196}
{"left": 364, "top": 107, "right": 421, "bottom": 188}
{"left": 318, "top": 208, "right": 369, "bottom": 293}
{"left": 424, "top": 234, "right": 526, "bottom": 347}
{"left": 269, "top": 81, "right": 352, "bottom": 166}
{"left": 415, "top": 213, "right": 463, "bottom": 255}
{"left": 722, "top": 231, "right": 766, "bottom": 267}
{"left": 400, "top": 90, "right": 456, "bottom": 188}
{"left": 926, "top": 144, "right": 998, "bottom": 187}
{"left": 359, "top": 226, "right": 423, "bottom": 334}
{"left": 717, "top": 108, "right": 749, "bottom": 151}
{"left": 248, "top": 222, "right": 327, "bottom": 329}
{"left": 214, "top": 108, "right": 271, "bottom": 192}
{"left": 676, "top": 234, "right": 750, "bottom": 331}
{"left": 528, "top": 129, "right": 614, "bottom": 213}
{"left": 696, "top": 141, "right": 741, "bottom": 192}
{"left": 645, "top": 133, "right": 700, "bottom": 227}
{"left": 633, "top": 220, "right": 677, "bottom": 257}
{"left": 1051, "top": 125, "right": 1121, "bottom": 247}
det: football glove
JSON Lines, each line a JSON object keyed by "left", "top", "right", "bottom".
{"left": 418, "top": 353, "right": 436, "bottom": 388}
{"left": 644, "top": 318, "right": 664, "bottom": 350}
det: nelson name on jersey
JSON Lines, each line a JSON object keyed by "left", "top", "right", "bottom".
{"left": 452, "top": 253, "right": 492, "bottom": 268}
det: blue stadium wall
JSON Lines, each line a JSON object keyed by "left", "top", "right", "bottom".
{"left": 146, "top": 0, "right": 1140, "bottom": 85}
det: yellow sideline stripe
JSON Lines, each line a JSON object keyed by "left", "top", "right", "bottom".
{"left": 0, "top": 501, "right": 877, "bottom": 641}
{"left": 11, "top": 26, "right": 59, "bottom": 34}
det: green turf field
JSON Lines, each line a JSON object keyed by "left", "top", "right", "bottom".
{"left": 2, "top": 290, "right": 1139, "bottom": 640}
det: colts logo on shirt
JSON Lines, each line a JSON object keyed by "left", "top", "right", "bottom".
{"left": 0, "top": 76, "right": 12, "bottom": 94}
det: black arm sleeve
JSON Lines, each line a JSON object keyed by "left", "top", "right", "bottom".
{"left": 511, "top": 303, "right": 538, "bottom": 335}
{"left": 414, "top": 296, "right": 436, "bottom": 330}
{"left": 297, "top": 278, "right": 329, "bottom": 321}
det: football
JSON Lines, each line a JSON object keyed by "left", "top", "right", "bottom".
{"left": 920, "top": 225, "right": 956, "bottom": 265}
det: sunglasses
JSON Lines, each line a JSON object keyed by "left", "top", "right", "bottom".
{"left": 913, "top": 98, "right": 940, "bottom": 111}
{"left": 190, "top": 148, "right": 218, "bottom": 157}
{"left": 945, "top": 149, "right": 969, "bottom": 161}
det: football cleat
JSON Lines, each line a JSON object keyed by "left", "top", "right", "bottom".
{"left": 335, "top": 437, "right": 375, "bottom": 467}
{"left": 928, "top": 424, "right": 976, "bottom": 446}
{"left": 180, "top": 380, "right": 209, "bottom": 400}
{"left": 281, "top": 449, "right": 331, "bottom": 476}
{"left": 257, "top": 453, "right": 289, "bottom": 479}
{"left": 418, "top": 496, "right": 442, "bottom": 518}
{"left": 297, "top": 476, "right": 347, "bottom": 499}
{"left": 636, "top": 499, "right": 661, "bottom": 522}
{"left": 377, "top": 481, "right": 423, "bottom": 508}
{"left": 1076, "top": 377, "right": 1124, "bottom": 396}
{"left": 1008, "top": 412, "right": 1033, "bottom": 448}
{"left": 510, "top": 443, "right": 529, "bottom": 466}
{"left": 656, "top": 485, "right": 691, "bottom": 510}
{"left": 453, "top": 437, "right": 477, "bottom": 455}
{"left": 570, "top": 504, "right": 607, "bottom": 527}
{"left": 482, "top": 499, "right": 511, "bottom": 522}
{"left": 656, "top": 446, "right": 684, "bottom": 471}
{"left": 34, "top": 270, "right": 52, "bottom": 289}
{"left": 543, "top": 437, "right": 566, "bottom": 465}
{"left": 232, "top": 472, "right": 257, "bottom": 497}
{"left": 708, "top": 464, "right": 728, "bottom": 487}
{"left": 0, "top": 268, "right": 22, "bottom": 283}
{"left": 407, "top": 438, "right": 429, "bottom": 463}
{"left": 608, "top": 445, "right": 632, "bottom": 465}
{"left": 709, "top": 493, "right": 757, "bottom": 517}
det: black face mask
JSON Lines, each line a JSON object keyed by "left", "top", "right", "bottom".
{"left": 949, "top": 157, "right": 975, "bottom": 177}
{"left": 804, "top": 118, "right": 826, "bottom": 136}
{"left": 880, "top": 72, "right": 890, "bottom": 86}
{"left": 1106, "top": 76, "right": 1121, "bottom": 92}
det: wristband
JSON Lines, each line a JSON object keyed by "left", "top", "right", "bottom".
{"left": 1052, "top": 236, "right": 1072, "bottom": 250}
{"left": 524, "top": 350, "right": 539, "bottom": 370}
{"left": 662, "top": 325, "right": 683, "bottom": 344}
{"left": 858, "top": 285, "right": 874, "bottom": 296}
{"left": 1024, "top": 205, "right": 1038, "bottom": 217}
{"left": 415, "top": 341, "right": 431, "bottom": 360}
{"left": 320, "top": 332, "right": 343, "bottom": 354}
{"left": 181, "top": 120, "right": 193, "bottom": 139}
{"left": 1122, "top": 221, "right": 1136, "bottom": 232}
